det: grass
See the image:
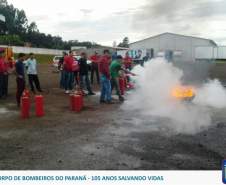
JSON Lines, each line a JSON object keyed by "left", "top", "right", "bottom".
{"left": 32, "top": 54, "right": 55, "bottom": 64}
{"left": 14, "top": 53, "right": 55, "bottom": 64}
{"left": 216, "top": 59, "right": 226, "bottom": 64}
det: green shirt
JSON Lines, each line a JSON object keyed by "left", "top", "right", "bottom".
{"left": 110, "top": 60, "right": 122, "bottom": 78}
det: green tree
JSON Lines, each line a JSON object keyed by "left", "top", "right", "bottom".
{"left": 27, "top": 22, "right": 39, "bottom": 33}
{"left": 0, "top": 34, "right": 23, "bottom": 45}
{"left": 13, "top": 9, "right": 28, "bottom": 34}
{"left": 118, "top": 37, "right": 129, "bottom": 48}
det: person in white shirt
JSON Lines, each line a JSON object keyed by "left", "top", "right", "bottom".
{"left": 26, "top": 53, "right": 42, "bottom": 93}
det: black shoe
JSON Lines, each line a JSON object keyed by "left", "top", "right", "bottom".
{"left": 88, "top": 92, "right": 95, "bottom": 95}
{"left": 119, "top": 96, "right": 124, "bottom": 102}
{"left": 38, "top": 89, "right": 43, "bottom": 92}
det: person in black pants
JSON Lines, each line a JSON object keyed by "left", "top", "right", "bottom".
{"left": 26, "top": 53, "right": 42, "bottom": 93}
{"left": 78, "top": 52, "right": 95, "bottom": 95}
{"left": 15, "top": 53, "right": 26, "bottom": 107}
{"left": 90, "top": 52, "right": 100, "bottom": 84}
{"left": 28, "top": 74, "right": 41, "bottom": 92}
{"left": 0, "top": 48, "right": 6, "bottom": 99}
{"left": 2, "top": 72, "right": 8, "bottom": 97}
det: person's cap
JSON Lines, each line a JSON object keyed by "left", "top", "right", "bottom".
{"left": 0, "top": 48, "right": 5, "bottom": 53}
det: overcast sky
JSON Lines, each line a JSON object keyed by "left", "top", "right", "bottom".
{"left": 7, "top": 0, "right": 226, "bottom": 46}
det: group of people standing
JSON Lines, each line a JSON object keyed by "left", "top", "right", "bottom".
{"left": 100, "top": 50, "right": 133, "bottom": 103}
{"left": 0, "top": 48, "right": 42, "bottom": 107}
{"left": 59, "top": 49, "right": 133, "bottom": 104}
{"left": 0, "top": 47, "right": 134, "bottom": 108}
{"left": 15, "top": 53, "right": 42, "bottom": 106}
{"left": 59, "top": 51, "right": 95, "bottom": 95}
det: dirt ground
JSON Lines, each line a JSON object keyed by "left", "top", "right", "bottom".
{"left": 0, "top": 63, "right": 226, "bottom": 170}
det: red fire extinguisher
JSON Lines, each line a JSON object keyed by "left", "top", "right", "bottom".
{"left": 21, "top": 96, "right": 30, "bottom": 119}
{"left": 70, "top": 95, "right": 83, "bottom": 112}
{"left": 22, "top": 89, "right": 30, "bottom": 98}
{"left": 70, "top": 94, "right": 76, "bottom": 111}
{"left": 35, "top": 95, "right": 44, "bottom": 117}
{"left": 119, "top": 78, "right": 125, "bottom": 95}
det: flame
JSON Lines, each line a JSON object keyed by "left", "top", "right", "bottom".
{"left": 172, "top": 86, "right": 195, "bottom": 99}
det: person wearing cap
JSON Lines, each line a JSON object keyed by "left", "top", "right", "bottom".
{"left": 110, "top": 55, "right": 125, "bottom": 102}
{"left": 0, "top": 48, "right": 8, "bottom": 99}
{"left": 15, "top": 53, "right": 26, "bottom": 107}
{"left": 78, "top": 52, "right": 95, "bottom": 95}
{"left": 90, "top": 51, "right": 100, "bottom": 84}
{"left": 25, "top": 53, "right": 42, "bottom": 93}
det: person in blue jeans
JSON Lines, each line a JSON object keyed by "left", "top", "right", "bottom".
{"left": 99, "top": 50, "right": 112, "bottom": 104}
{"left": 100, "top": 74, "right": 112, "bottom": 103}
{"left": 63, "top": 51, "right": 74, "bottom": 94}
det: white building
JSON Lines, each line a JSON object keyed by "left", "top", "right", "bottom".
{"left": 0, "top": 14, "right": 5, "bottom": 22}
{"left": 129, "top": 32, "right": 217, "bottom": 63}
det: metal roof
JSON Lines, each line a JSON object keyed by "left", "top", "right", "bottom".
{"left": 130, "top": 32, "right": 218, "bottom": 46}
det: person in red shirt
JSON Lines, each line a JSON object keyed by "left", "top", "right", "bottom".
{"left": 63, "top": 51, "right": 75, "bottom": 94}
{"left": 7, "top": 57, "right": 15, "bottom": 72}
{"left": 123, "top": 52, "right": 133, "bottom": 71}
{"left": 99, "top": 49, "right": 112, "bottom": 104}
{"left": 90, "top": 51, "right": 100, "bottom": 84}
{"left": 0, "top": 48, "right": 8, "bottom": 99}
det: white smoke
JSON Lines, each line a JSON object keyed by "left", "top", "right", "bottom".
{"left": 194, "top": 79, "right": 226, "bottom": 109}
{"left": 122, "top": 58, "right": 226, "bottom": 134}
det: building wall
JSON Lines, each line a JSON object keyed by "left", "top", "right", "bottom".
{"left": 191, "top": 38, "right": 214, "bottom": 61}
{"left": 195, "top": 46, "right": 226, "bottom": 59}
{"left": 0, "top": 45, "right": 68, "bottom": 55}
{"left": 129, "top": 33, "right": 215, "bottom": 62}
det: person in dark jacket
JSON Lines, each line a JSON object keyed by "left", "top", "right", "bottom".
{"left": 15, "top": 53, "right": 26, "bottom": 107}
{"left": 78, "top": 52, "right": 95, "bottom": 95}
